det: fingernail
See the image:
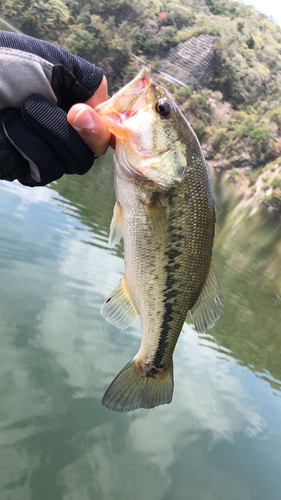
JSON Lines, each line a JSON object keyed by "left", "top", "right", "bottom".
{"left": 72, "top": 109, "right": 95, "bottom": 131}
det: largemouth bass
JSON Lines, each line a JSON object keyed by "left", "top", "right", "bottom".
{"left": 95, "top": 69, "right": 224, "bottom": 412}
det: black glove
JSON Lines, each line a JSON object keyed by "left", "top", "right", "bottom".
{"left": 0, "top": 31, "right": 104, "bottom": 186}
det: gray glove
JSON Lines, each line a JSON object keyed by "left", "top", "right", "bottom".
{"left": 0, "top": 31, "right": 104, "bottom": 186}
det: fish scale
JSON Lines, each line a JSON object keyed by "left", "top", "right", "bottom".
{"left": 96, "top": 68, "right": 224, "bottom": 412}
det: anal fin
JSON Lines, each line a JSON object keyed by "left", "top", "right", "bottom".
{"left": 101, "top": 277, "right": 139, "bottom": 330}
{"left": 108, "top": 202, "right": 123, "bottom": 248}
{"left": 190, "top": 263, "right": 224, "bottom": 333}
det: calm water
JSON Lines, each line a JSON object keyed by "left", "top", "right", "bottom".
{"left": 0, "top": 149, "right": 281, "bottom": 500}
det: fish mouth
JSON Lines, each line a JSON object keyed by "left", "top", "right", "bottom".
{"left": 94, "top": 68, "right": 152, "bottom": 136}
{"left": 111, "top": 67, "right": 152, "bottom": 114}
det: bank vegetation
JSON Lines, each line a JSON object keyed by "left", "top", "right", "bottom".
{"left": 1, "top": 0, "right": 281, "bottom": 212}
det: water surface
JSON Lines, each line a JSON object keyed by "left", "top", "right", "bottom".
{"left": 0, "top": 150, "right": 281, "bottom": 500}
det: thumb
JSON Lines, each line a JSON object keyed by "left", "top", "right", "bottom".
{"left": 67, "top": 104, "right": 112, "bottom": 157}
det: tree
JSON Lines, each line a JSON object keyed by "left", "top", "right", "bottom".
{"left": 246, "top": 35, "right": 255, "bottom": 49}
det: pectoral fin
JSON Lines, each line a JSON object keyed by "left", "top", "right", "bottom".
{"left": 144, "top": 195, "right": 169, "bottom": 246}
{"left": 101, "top": 277, "right": 139, "bottom": 330}
{"left": 108, "top": 202, "right": 123, "bottom": 248}
{"left": 190, "top": 263, "right": 224, "bottom": 333}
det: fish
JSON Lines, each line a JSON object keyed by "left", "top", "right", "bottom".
{"left": 95, "top": 68, "right": 224, "bottom": 412}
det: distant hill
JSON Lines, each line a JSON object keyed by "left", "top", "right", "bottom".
{"left": 1, "top": 0, "right": 281, "bottom": 212}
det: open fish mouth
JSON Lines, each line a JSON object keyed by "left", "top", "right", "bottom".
{"left": 94, "top": 68, "right": 152, "bottom": 132}
{"left": 113, "top": 67, "right": 152, "bottom": 114}
{"left": 95, "top": 68, "right": 189, "bottom": 186}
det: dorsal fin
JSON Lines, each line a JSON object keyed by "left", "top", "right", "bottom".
{"left": 190, "top": 263, "right": 224, "bottom": 333}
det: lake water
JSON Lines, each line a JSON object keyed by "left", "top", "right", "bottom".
{"left": 1, "top": 15, "right": 281, "bottom": 499}
{"left": 0, "top": 148, "right": 281, "bottom": 500}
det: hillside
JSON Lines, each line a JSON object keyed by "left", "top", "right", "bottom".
{"left": 1, "top": 0, "right": 281, "bottom": 212}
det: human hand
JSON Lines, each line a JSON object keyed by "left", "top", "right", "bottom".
{"left": 0, "top": 31, "right": 110, "bottom": 186}
{"left": 67, "top": 78, "right": 114, "bottom": 157}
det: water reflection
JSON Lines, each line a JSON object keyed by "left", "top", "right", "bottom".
{"left": 0, "top": 151, "right": 281, "bottom": 500}
{"left": 210, "top": 173, "right": 281, "bottom": 388}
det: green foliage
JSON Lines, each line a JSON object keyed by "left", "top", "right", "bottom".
{"left": 248, "top": 167, "right": 263, "bottom": 186}
{"left": 164, "top": 10, "right": 195, "bottom": 30}
{"left": 193, "top": 119, "right": 207, "bottom": 142}
{"left": 271, "top": 176, "right": 281, "bottom": 189}
{"left": 3, "top": 0, "right": 281, "bottom": 102}
{"left": 212, "top": 130, "right": 228, "bottom": 153}
{"left": 174, "top": 85, "right": 193, "bottom": 103}
{"left": 267, "top": 188, "right": 281, "bottom": 210}
{"left": 246, "top": 35, "right": 255, "bottom": 49}
{"left": 267, "top": 106, "right": 281, "bottom": 132}
{"left": 1, "top": 0, "right": 281, "bottom": 209}
{"left": 77, "top": 13, "right": 92, "bottom": 26}
{"left": 152, "top": 59, "right": 162, "bottom": 71}
{"left": 237, "top": 21, "right": 244, "bottom": 32}
{"left": 190, "top": 89, "right": 211, "bottom": 121}
{"left": 195, "top": 101, "right": 276, "bottom": 168}
{"left": 262, "top": 180, "right": 270, "bottom": 191}
{"left": 2, "top": 0, "right": 70, "bottom": 37}
{"left": 135, "top": 21, "right": 177, "bottom": 55}
{"left": 205, "top": 0, "right": 236, "bottom": 16}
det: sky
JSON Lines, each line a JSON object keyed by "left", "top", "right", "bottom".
{"left": 239, "top": 0, "right": 281, "bottom": 26}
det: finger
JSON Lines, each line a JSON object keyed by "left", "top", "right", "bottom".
{"left": 68, "top": 103, "right": 112, "bottom": 157}
{"left": 86, "top": 76, "right": 108, "bottom": 108}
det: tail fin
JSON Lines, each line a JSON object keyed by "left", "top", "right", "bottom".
{"left": 102, "top": 360, "right": 174, "bottom": 412}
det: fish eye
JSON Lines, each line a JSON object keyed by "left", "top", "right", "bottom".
{"left": 155, "top": 99, "right": 172, "bottom": 117}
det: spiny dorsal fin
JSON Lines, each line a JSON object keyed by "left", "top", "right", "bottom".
{"left": 101, "top": 277, "right": 139, "bottom": 330}
{"left": 108, "top": 202, "right": 123, "bottom": 248}
{"left": 190, "top": 263, "right": 224, "bottom": 334}
{"left": 144, "top": 194, "right": 169, "bottom": 246}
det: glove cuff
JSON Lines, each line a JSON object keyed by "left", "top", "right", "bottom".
{"left": 0, "top": 32, "right": 104, "bottom": 108}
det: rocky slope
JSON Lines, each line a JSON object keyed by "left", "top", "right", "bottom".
{"left": 1, "top": 0, "right": 281, "bottom": 213}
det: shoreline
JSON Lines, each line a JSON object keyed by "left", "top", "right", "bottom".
{"left": 208, "top": 160, "right": 281, "bottom": 218}
{"left": 0, "top": 14, "right": 280, "bottom": 217}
